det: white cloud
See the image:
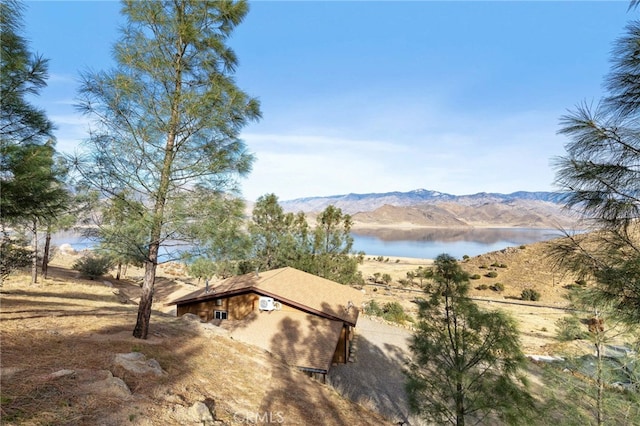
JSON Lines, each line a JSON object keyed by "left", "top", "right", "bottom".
{"left": 239, "top": 105, "right": 569, "bottom": 201}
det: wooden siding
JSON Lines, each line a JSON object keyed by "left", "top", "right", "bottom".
{"left": 227, "top": 293, "right": 258, "bottom": 320}
{"left": 332, "top": 325, "right": 350, "bottom": 364}
{"left": 177, "top": 291, "right": 353, "bottom": 367}
{"left": 177, "top": 299, "right": 220, "bottom": 322}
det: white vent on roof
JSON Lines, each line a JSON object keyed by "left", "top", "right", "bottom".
{"left": 259, "top": 297, "right": 275, "bottom": 311}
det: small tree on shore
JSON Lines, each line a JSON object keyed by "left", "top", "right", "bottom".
{"left": 406, "top": 254, "right": 535, "bottom": 425}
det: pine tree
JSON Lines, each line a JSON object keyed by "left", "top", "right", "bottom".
{"left": 406, "top": 254, "right": 535, "bottom": 425}
{"left": 74, "top": 1, "right": 260, "bottom": 338}
{"left": 552, "top": 3, "right": 640, "bottom": 324}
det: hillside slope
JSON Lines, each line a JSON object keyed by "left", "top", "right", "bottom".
{"left": 279, "top": 189, "right": 578, "bottom": 229}
{"left": 0, "top": 262, "right": 390, "bottom": 426}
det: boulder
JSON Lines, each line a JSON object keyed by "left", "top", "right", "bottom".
{"left": 172, "top": 400, "right": 215, "bottom": 425}
{"left": 113, "top": 352, "right": 166, "bottom": 376}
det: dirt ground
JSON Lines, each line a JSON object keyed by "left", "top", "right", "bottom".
{"left": 3, "top": 245, "right": 637, "bottom": 425}
{"left": 0, "top": 258, "right": 391, "bottom": 426}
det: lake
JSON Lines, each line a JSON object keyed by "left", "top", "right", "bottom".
{"left": 52, "top": 227, "right": 565, "bottom": 261}
{"left": 351, "top": 227, "right": 564, "bottom": 260}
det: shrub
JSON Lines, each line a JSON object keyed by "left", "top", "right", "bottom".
{"left": 485, "top": 271, "right": 498, "bottom": 278}
{"left": 364, "top": 300, "right": 383, "bottom": 316}
{"left": 521, "top": 288, "right": 540, "bottom": 301}
{"left": 575, "top": 279, "right": 587, "bottom": 286}
{"left": 476, "top": 284, "right": 489, "bottom": 290}
{"left": 462, "top": 255, "right": 470, "bottom": 260}
{"left": 519, "top": 245, "right": 526, "bottom": 250}
{"left": 0, "top": 236, "right": 32, "bottom": 279}
{"left": 491, "top": 262, "right": 508, "bottom": 268}
{"left": 72, "top": 255, "right": 113, "bottom": 280}
{"left": 479, "top": 264, "right": 488, "bottom": 269}
{"left": 470, "top": 274, "right": 481, "bottom": 280}
{"left": 555, "top": 316, "right": 587, "bottom": 341}
{"left": 382, "top": 273, "right": 392, "bottom": 285}
{"left": 382, "top": 301, "right": 411, "bottom": 324}
{"left": 490, "top": 282, "right": 505, "bottom": 292}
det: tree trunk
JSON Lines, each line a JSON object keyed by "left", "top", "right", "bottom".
{"left": 41, "top": 227, "right": 51, "bottom": 279}
{"left": 31, "top": 219, "right": 38, "bottom": 285}
{"left": 596, "top": 340, "right": 604, "bottom": 426}
{"left": 132, "top": 24, "right": 182, "bottom": 339}
{"left": 133, "top": 254, "right": 157, "bottom": 339}
{"left": 456, "top": 381, "right": 465, "bottom": 426}
{"left": 116, "top": 262, "right": 122, "bottom": 280}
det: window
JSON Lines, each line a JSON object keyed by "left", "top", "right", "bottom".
{"left": 215, "top": 299, "right": 223, "bottom": 306}
{"left": 214, "top": 310, "right": 227, "bottom": 320}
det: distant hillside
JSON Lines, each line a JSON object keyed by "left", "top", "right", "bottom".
{"left": 279, "top": 189, "right": 577, "bottom": 229}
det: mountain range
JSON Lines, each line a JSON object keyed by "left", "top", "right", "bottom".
{"left": 279, "top": 189, "right": 579, "bottom": 229}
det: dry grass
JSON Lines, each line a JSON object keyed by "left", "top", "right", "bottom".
{"left": 0, "top": 255, "right": 391, "bottom": 425}
{"left": 356, "top": 237, "right": 636, "bottom": 354}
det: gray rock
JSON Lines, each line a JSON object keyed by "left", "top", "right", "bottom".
{"left": 172, "top": 401, "right": 216, "bottom": 425}
{"left": 79, "top": 370, "right": 131, "bottom": 399}
{"left": 114, "top": 352, "right": 166, "bottom": 376}
{"left": 189, "top": 401, "right": 215, "bottom": 424}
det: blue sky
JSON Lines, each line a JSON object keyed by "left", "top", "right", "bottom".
{"left": 23, "top": 1, "right": 632, "bottom": 201}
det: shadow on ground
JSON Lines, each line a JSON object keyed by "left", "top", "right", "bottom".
{"left": 328, "top": 318, "right": 420, "bottom": 424}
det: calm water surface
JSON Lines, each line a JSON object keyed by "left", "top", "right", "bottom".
{"left": 351, "top": 228, "right": 564, "bottom": 259}
{"left": 53, "top": 228, "right": 565, "bottom": 260}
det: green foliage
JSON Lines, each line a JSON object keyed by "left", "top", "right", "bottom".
{"left": 0, "top": 234, "right": 32, "bottom": 280}
{"left": 552, "top": 13, "right": 640, "bottom": 325}
{"left": 74, "top": 0, "right": 260, "bottom": 339}
{"left": 555, "top": 316, "right": 588, "bottom": 341}
{"left": 491, "top": 282, "right": 505, "bottom": 292}
{"left": 97, "top": 191, "right": 147, "bottom": 270}
{"left": 364, "top": 300, "right": 383, "bottom": 316}
{"left": 462, "top": 254, "right": 470, "bottom": 260}
{"left": 72, "top": 255, "right": 113, "bottom": 280}
{"left": 188, "top": 257, "right": 217, "bottom": 282}
{"left": 365, "top": 300, "right": 412, "bottom": 324}
{"left": 248, "top": 197, "right": 362, "bottom": 284}
{"left": 470, "top": 274, "right": 481, "bottom": 280}
{"left": 521, "top": 289, "right": 541, "bottom": 301}
{"left": 476, "top": 284, "right": 489, "bottom": 290}
{"left": 0, "top": 0, "right": 53, "bottom": 146}
{"left": 485, "top": 271, "right": 498, "bottom": 278}
{"left": 381, "top": 301, "right": 411, "bottom": 324}
{"left": 381, "top": 273, "right": 392, "bottom": 285}
{"left": 491, "top": 262, "right": 508, "bottom": 268}
{"left": 406, "top": 254, "right": 535, "bottom": 425}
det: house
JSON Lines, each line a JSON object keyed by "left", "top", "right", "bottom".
{"left": 168, "top": 267, "right": 364, "bottom": 378}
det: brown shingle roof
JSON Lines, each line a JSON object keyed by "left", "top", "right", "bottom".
{"left": 221, "top": 310, "right": 343, "bottom": 373}
{"left": 170, "top": 267, "right": 364, "bottom": 325}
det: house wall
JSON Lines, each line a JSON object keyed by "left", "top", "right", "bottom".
{"left": 177, "top": 292, "right": 354, "bottom": 366}
{"left": 227, "top": 293, "right": 259, "bottom": 319}
{"left": 177, "top": 299, "right": 220, "bottom": 322}
{"left": 332, "top": 325, "right": 351, "bottom": 364}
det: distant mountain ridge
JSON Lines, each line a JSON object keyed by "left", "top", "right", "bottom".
{"left": 280, "top": 189, "right": 565, "bottom": 214}
{"left": 279, "top": 189, "right": 576, "bottom": 229}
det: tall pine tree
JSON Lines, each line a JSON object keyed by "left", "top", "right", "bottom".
{"left": 75, "top": 1, "right": 260, "bottom": 338}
